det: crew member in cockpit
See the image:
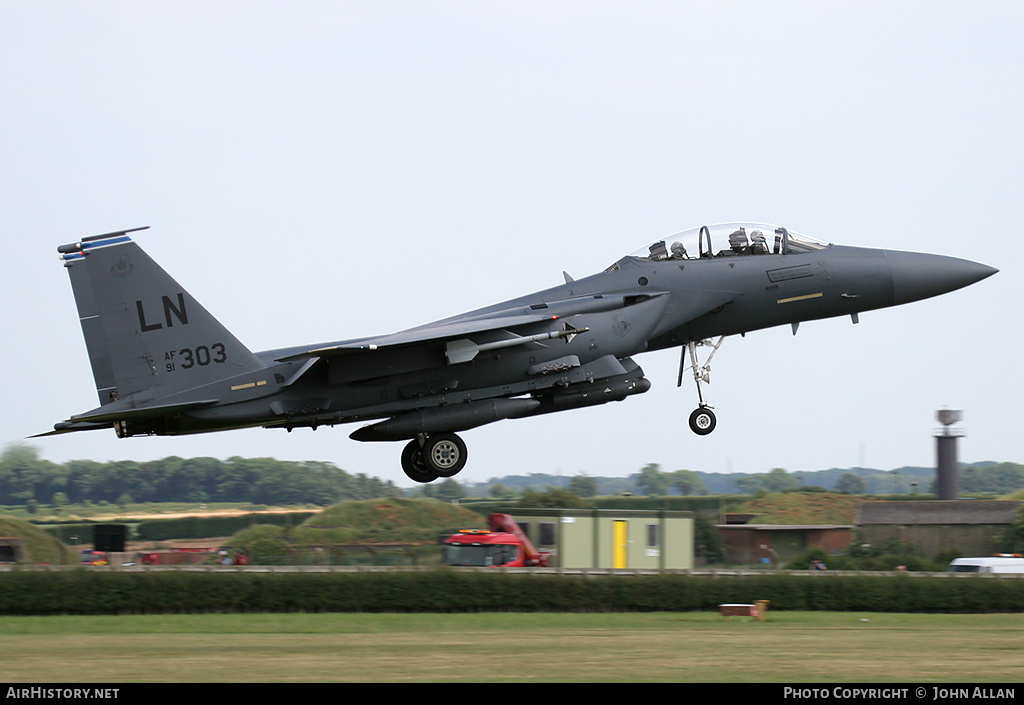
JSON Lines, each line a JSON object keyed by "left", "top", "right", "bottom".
{"left": 750, "top": 230, "right": 768, "bottom": 254}
{"left": 728, "top": 227, "right": 749, "bottom": 255}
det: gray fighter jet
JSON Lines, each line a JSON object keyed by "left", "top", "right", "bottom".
{"left": 44, "top": 223, "right": 996, "bottom": 482}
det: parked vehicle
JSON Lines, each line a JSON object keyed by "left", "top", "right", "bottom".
{"left": 946, "top": 555, "right": 1024, "bottom": 574}
{"left": 138, "top": 548, "right": 216, "bottom": 565}
{"left": 79, "top": 550, "right": 108, "bottom": 565}
{"left": 442, "top": 513, "right": 550, "bottom": 567}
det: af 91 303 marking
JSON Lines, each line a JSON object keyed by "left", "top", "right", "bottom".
{"left": 164, "top": 343, "right": 227, "bottom": 372}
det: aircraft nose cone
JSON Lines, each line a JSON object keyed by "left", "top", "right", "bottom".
{"left": 886, "top": 250, "right": 998, "bottom": 306}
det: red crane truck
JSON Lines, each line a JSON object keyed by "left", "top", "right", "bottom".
{"left": 442, "top": 513, "right": 551, "bottom": 567}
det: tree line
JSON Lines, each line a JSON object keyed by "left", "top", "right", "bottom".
{"left": 0, "top": 445, "right": 399, "bottom": 508}
{"left": 470, "top": 462, "right": 1024, "bottom": 498}
{"left": 3, "top": 443, "right": 1021, "bottom": 509}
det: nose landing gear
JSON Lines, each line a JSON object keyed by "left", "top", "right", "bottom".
{"left": 688, "top": 406, "right": 717, "bottom": 435}
{"left": 680, "top": 336, "right": 724, "bottom": 436}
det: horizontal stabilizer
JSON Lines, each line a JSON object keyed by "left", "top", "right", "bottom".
{"left": 68, "top": 398, "right": 219, "bottom": 425}
{"left": 36, "top": 398, "right": 220, "bottom": 437}
{"left": 30, "top": 422, "right": 111, "bottom": 437}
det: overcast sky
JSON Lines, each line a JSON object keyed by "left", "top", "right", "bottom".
{"left": 2, "top": 2, "right": 1020, "bottom": 487}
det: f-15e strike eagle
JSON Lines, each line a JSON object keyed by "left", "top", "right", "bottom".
{"left": 43, "top": 223, "right": 996, "bottom": 482}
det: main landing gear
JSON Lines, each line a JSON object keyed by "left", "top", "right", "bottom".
{"left": 400, "top": 432, "right": 468, "bottom": 483}
{"left": 680, "top": 336, "right": 725, "bottom": 436}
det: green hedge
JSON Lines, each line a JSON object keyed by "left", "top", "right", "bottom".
{"left": 0, "top": 570, "right": 1022, "bottom": 615}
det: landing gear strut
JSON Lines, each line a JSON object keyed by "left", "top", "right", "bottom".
{"left": 400, "top": 432, "right": 468, "bottom": 483}
{"left": 679, "top": 336, "right": 725, "bottom": 436}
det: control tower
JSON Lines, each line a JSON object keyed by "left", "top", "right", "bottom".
{"left": 935, "top": 410, "right": 963, "bottom": 500}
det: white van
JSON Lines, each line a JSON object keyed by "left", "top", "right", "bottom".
{"left": 946, "top": 555, "right": 1024, "bottom": 574}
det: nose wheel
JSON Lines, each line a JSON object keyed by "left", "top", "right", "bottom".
{"left": 688, "top": 407, "right": 717, "bottom": 435}
{"left": 679, "top": 337, "right": 725, "bottom": 436}
{"left": 400, "top": 432, "right": 468, "bottom": 483}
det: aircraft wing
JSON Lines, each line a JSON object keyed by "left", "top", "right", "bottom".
{"left": 273, "top": 293, "right": 664, "bottom": 362}
{"left": 273, "top": 313, "right": 558, "bottom": 361}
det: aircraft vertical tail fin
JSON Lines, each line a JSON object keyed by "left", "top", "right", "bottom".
{"left": 58, "top": 228, "right": 265, "bottom": 406}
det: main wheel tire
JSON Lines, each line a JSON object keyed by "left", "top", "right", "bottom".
{"left": 688, "top": 407, "right": 717, "bottom": 435}
{"left": 422, "top": 433, "right": 467, "bottom": 477}
{"left": 401, "top": 439, "right": 439, "bottom": 483}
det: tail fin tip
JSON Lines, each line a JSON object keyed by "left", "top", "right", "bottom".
{"left": 58, "top": 226, "right": 151, "bottom": 260}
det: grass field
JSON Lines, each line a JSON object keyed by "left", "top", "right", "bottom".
{"left": 0, "top": 611, "right": 1022, "bottom": 683}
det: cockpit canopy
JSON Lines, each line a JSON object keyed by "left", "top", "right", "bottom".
{"left": 612, "top": 223, "right": 829, "bottom": 270}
